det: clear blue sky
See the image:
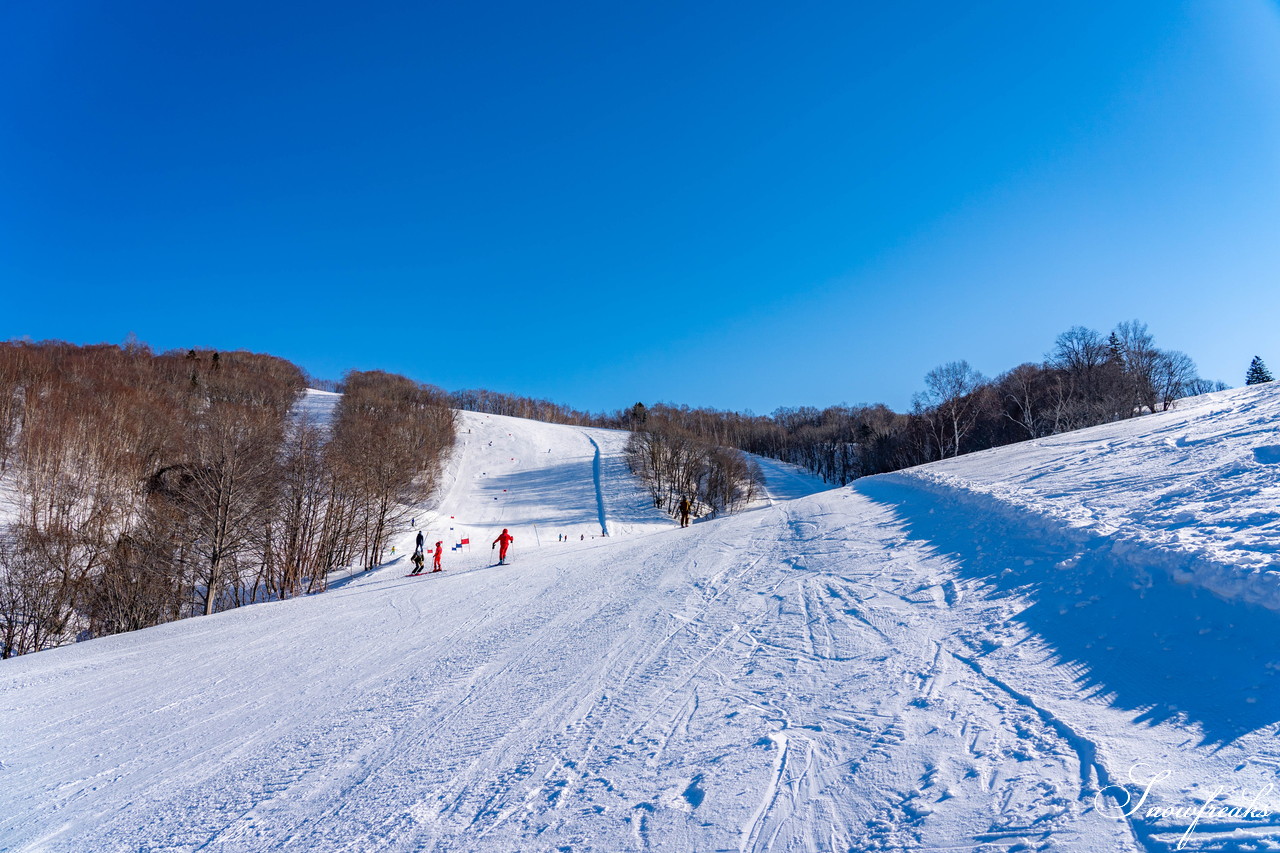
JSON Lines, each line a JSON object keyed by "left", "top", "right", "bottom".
{"left": 3, "top": 1, "right": 1278, "bottom": 414}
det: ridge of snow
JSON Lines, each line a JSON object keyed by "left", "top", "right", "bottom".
{"left": 886, "top": 382, "right": 1280, "bottom": 610}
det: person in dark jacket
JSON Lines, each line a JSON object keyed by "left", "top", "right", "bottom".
{"left": 678, "top": 496, "right": 692, "bottom": 528}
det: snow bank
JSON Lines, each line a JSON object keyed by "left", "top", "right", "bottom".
{"left": 877, "top": 382, "right": 1280, "bottom": 610}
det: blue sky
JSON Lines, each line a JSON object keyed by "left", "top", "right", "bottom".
{"left": 3, "top": 1, "right": 1278, "bottom": 414}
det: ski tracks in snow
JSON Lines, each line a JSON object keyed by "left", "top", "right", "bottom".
{"left": 12, "top": 397, "right": 1280, "bottom": 851}
{"left": 3, "top": 487, "right": 1142, "bottom": 852}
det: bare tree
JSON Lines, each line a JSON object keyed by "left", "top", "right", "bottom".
{"left": 1113, "top": 320, "right": 1161, "bottom": 414}
{"left": 265, "top": 415, "right": 367, "bottom": 598}
{"left": 0, "top": 343, "right": 30, "bottom": 472}
{"left": 83, "top": 527, "right": 187, "bottom": 637}
{"left": 1151, "top": 350, "right": 1199, "bottom": 411}
{"left": 915, "top": 360, "right": 989, "bottom": 459}
{"left": 996, "top": 363, "right": 1052, "bottom": 439}
{"left": 1050, "top": 326, "right": 1110, "bottom": 376}
{"left": 153, "top": 404, "right": 285, "bottom": 616}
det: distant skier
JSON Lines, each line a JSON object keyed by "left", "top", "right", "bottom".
{"left": 432, "top": 541, "right": 444, "bottom": 572}
{"left": 415, "top": 530, "right": 424, "bottom": 553}
{"left": 678, "top": 496, "right": 692, "bottom": 528}
{"left": 492, "top": 529, "right": 514, "bottom": 565}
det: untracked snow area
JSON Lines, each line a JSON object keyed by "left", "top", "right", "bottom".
{"left": 3, "top": 386, "right": 1280, "bottom": 852}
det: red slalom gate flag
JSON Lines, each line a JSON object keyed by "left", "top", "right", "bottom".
{"left": 460, "top": 538, "right": 470, "bottom": 545}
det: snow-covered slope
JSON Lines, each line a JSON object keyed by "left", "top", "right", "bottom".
{"left": 885, "top": 383, "right": 1280, "bottom": 610}
{"left": 415, "top": 410, "right": 670, "bottom": 551}
{"left": 291, "top": 387, "right": 342, "bottom": 431}
{"left": 3, "top": 386, "right": 1280, "bottom": 852}
{"left": 334, "top": 408, "right": 827, "bottom": 586}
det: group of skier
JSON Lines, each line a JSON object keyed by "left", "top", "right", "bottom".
{"left": 409, "top": 527, "right": 514, "bottom": 574}
{"left": 408, "top": 490, "right": 694, "bottom": 576}
{"left": 407, "top": 488, "right": 696, "bottom": 577}
{"left": 410, "top": 530, "right": 443, "bottom": 575}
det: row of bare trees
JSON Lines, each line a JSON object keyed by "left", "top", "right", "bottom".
{"left": 0, "top": 341, "right": 454, "bottom": 657}
{"left": 450, "top": 388, "right": 614, "bottom": 427}
{"left": 910, "top": 320, "right": 1222, "bottom": 462}
{"left": 425, "top": 321, "right": 1225, "bottom": 511}
{"left": 614, "top": 320, "right": 1224, "bottom": 489}
{"left": 625, "top": 409, "right": 763, "bottom": 522}
{"left": 330, "top": 371, "right": 456, "bottom": 570}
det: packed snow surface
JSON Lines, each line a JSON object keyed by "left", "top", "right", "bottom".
{"left": 3, "top": 387, "right": 1280, "bottom": 852}
{"left": 291, "top": 387, "right": 342, "bottom": 432}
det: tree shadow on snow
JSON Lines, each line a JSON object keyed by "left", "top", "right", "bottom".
{"left": 857, "top": 477, "right": 1280, "bottom": 746}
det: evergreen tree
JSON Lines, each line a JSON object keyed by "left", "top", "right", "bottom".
{"left": 1106, "top": 331, "right": 1124, "bottom": 366}
{"left": 627, "top": 402, "right": 648, "bottom": 427}
{"left": 1246, "top": 356, "right": 1274, "bottom": 385}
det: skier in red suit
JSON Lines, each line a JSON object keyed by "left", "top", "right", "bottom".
{"left": 432, "top": 541, "right": 443, "bottom": 572}
{"left": 492, "top": 529, "right": 514, "bottom": 565}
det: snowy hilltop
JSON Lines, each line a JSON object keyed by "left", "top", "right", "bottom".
{"left": 3, "top": 384, "right": 1280, "bottom": 852}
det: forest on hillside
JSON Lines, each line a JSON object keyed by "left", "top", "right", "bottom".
{"left": 0, "top": 341, "right": 454, "bottom": 658}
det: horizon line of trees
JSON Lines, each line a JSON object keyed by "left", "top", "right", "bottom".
{"left": 0, "top": 340, "right": 454, "bottom": 658}
{"left": 619, "top": 320, "right": 1233, "bottom": 487}
{"left": 441, "top": 320, "right": 1244, "bottom": 491}
{"left": 642, "top": 320, "right": 1235, "bottom": 486}
{"left": 449, "top": 387, "right": 622, "bottom": 428}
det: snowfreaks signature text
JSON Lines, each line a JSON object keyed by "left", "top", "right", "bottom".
{"left": 1095, "top": 763, "right": 1275, "bottom": 850}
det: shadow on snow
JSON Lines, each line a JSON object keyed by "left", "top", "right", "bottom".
{"left": 857, "top": 477, "right": 1280, "bottom": 746}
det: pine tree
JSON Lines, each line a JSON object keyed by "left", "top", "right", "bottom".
{"left": 1246, "top": 356, "right": 1274, "bottom": 385}
{"left": 1107, "top": 331, "right": 1124, "bottom": 363}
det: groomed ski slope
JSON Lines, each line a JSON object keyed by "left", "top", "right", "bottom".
{"left": 3, "top": 386, "right": 1280, "bottom": 852}
{"left": 301, "top": 401, "right": 829, "bottom": 580}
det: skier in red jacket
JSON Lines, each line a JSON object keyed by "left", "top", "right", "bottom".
{"left": 432, "top": 541, "right": 444, "bottom": 572}
{"left": 492, "top": 529, "right": 514, "bottom": 565}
